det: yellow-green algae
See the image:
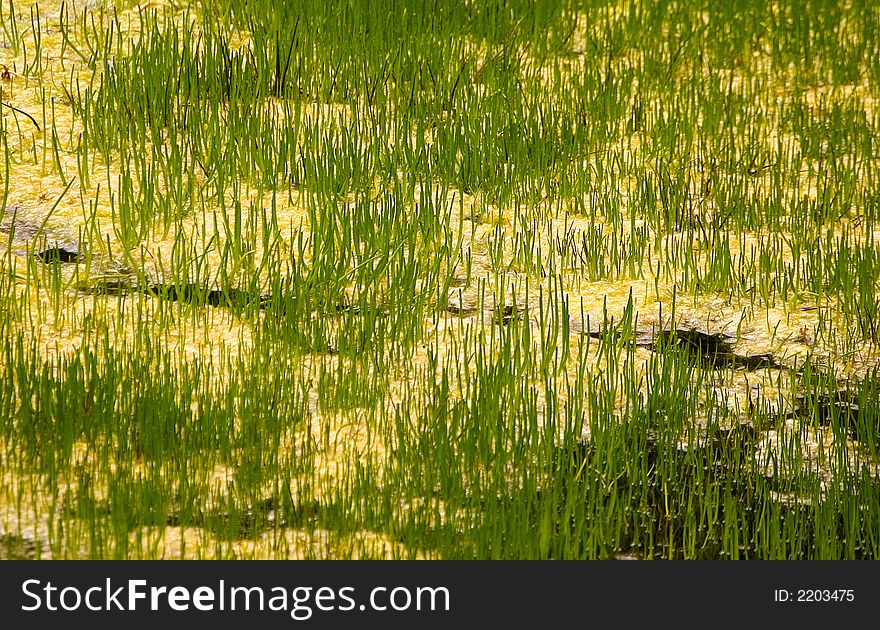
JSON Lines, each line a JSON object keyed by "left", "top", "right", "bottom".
{"left": 1, "top": 0, "right": 879, "bottom": 558}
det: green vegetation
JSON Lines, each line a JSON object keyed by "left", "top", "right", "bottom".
{"left": 1, "top": 0, "right": 878, "bottom": 559}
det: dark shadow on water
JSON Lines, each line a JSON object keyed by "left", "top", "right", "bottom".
{"left": 35, "top": 244, "right": 82, "bottom": 263}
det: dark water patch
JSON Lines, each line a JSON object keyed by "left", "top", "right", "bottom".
{"left": 586, "top": 325, "right": 785, "bottom": 370}
{"left": 724, "top": 352, "right": 781, "bottom": 370}
{"left": 654, "top": 327, "right": 736, "bottom": 355}
{"left": 651, "top": 327, "right": 782, "bottom": 369}
{"left": 35, "top": 244, "right": 82, "bottom": 263}
{"left": 495, "top": 303, "right": 526, "bottom": 325}
{"left": 788, "top": 386, "right": 880, "bottom": 448}
{"left": 791, "top": 390, "right": 860, "bottom": 424}
{"left": 75, "top": 277, "right": 370, "bottom": 317}
{"left": 331, "top": 302, "right": 362, "bottom": 314}
{"left": 203, "top": 498, "right": 283, "bottom": 540}
{"left": 145, "top": 283, "right": 268, "bottom": 308}
{"left": 585, "top": 326, "right": 618, "bottom": 341}
{"left": 445, "top": 303, "right": 480, "bottom": 317}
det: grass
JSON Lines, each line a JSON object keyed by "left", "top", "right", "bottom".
{"left": 0, "top": 0, "right": 878, "bottom": 559}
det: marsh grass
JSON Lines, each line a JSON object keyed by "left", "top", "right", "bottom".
{"left": 0, "top": 0, "right": 879, "bottom": 558}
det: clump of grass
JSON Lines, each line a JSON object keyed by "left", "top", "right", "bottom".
{"left": 0, "top": 0, "right": 879, "bottom": 559}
